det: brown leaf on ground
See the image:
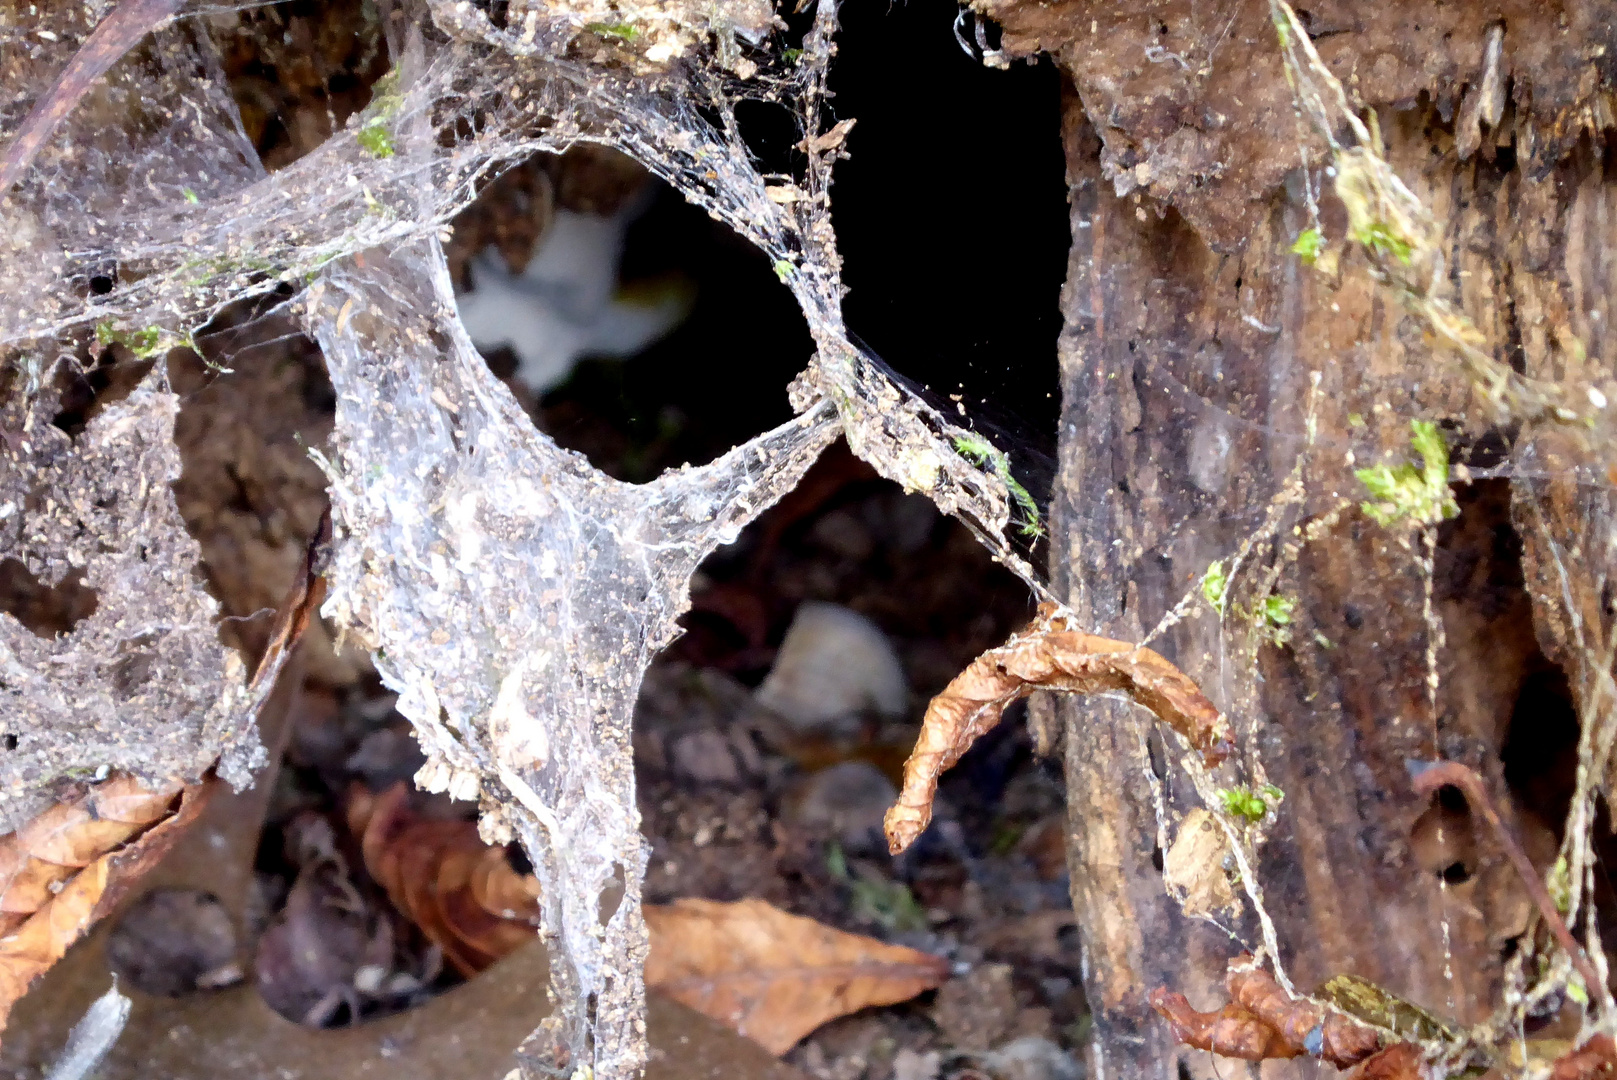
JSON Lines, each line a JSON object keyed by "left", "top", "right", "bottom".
{"left": 644, "top": 897, "right": 948, "bottom": 1055}
{"left": 885, "top": 602, "right": 1233, "bottom": 854}
{"left": 1549, "top": 1035, "right": 1617, "bottom": 1080}
{"left": 0, "top": 777, "right": 201, "bottom": 1042}
{"left": 346, "top": 782, "right": 541, "bottom": 976}
{"left": 1151, "top": 955, "right": 1383, "bottom": 1068}
{"left": 348, "top": 786, "right": 946, "bottom": 1054}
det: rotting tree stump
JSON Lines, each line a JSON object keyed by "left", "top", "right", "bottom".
{"left": 977, "top": 2, "right": 1617, "bottom": 1078}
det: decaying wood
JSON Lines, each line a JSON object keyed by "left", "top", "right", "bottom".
{"left": 1150, "top": 957, "right": 1382, "bottom": 1068}
{"left": 884, "top": 602, "right": 1231, "bottom": 854}
{"left": 0, "top": 777, "right": 203, "bottom": 1044}
{"left": 969, "top": 0, "right": 1617, "bottom": 1074}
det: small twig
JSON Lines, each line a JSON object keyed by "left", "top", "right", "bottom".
{"left": 1411, "top": 761, "right": 1604, "bottom": 999}
{"left": 0, "top": 0, "right": 183, "bottom": 195}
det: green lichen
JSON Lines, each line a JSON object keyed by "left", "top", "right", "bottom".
{"left": 952, "top": 432, "right": 1043, "bottom": 539}
{"left": 1217, "top": 784, "right": 1284, "bottom": 823}
{"left": 1201, "top": 560, "right": 1230, "bottom": 614}
{"left": 1357, "top": 419, "right": 1459, "bottom": 528}
{"left": 1290, "top": 226, "right": 1325, "bottom": 264}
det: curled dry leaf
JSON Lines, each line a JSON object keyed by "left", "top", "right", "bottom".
{"left": 346, "top": 782, "right": 541, "bottom": 976}
{"left": 1348, "top": 1042, "right": 1424, "bottom": 1080}
{"left": 0, "top": 776, "right": 202, "bottom": 1043}
{"left": 643, "top": 897, "right": 949, "bottom": 1055}
{"left": 885, "top": 602, "right": 1233, "bottom": 854}
{"left": 1151, "top": 955, "right": 1382, "bottom": 1068}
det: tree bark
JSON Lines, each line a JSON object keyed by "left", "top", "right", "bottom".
{"left": 978, "top": 2, "right": 1617, "bottom": 1077}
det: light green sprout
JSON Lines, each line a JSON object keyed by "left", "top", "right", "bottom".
{"left": 1356, "top": 419, "right": 1459, "bottom": 528}
{"left": 1217, "top": 783, "right": 1284, "bottom": 823}
{"left": 772, "top": 259, "right": 793, "bottom": 282}
{"left": 181, "top": 187, "right": 199, "bottom": 205}
{"left": 95, "top": 322, "right": 178, "bottom": 360}
{"left": 952, "top": 431, "right": 1043, "bottom": 539}
{"left": 1290, "top": 227, "right": 1325, "bottom": 264}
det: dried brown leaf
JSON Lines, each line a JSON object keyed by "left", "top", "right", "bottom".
{"left": 0, "top": 777, "right": 183, "bottom": 936}
{"left": 1348, "top": 1042, "right": 1424, "bottom": 1080}
{"left": 1147, "top": 988, "right": 1297, "bottom": 1061}
{"left": 885, "top": 603, "right": 1232, "bottom": 853}
{"left": 643, "top": 897, "right": 948, "bottom": 1055}
{"left": 1152, "top": 955, "right": 1388, "bottom": 1070}
{"left": 346, "top": 782, "right": 541, "bottom": 977}
{"left": 0, "top": 777, "right": 200, "bottom": 1044}
{"left": 1225, "top": 963, "right": 1381, "bottom": 1067}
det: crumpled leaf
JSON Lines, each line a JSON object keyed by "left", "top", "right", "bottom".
{"left": 1149, "top": 956, "right": 1383, "bottom": 1067}
{"left": 0, "top": 777, "right": 202, "bottom": 1043}
{"left": 885, "top": 602, "right": 1233, "bottom": 854}
{"left": 346, "top": 782, "right": 540, "bottom": 976}
{"left": 0, "top": 777, "right": 184, "bottom": 936}
{"left": 643, "top": 898, "right": 948, "bottom": 1056}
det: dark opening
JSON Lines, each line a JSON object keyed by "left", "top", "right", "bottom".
{"left": 0, "top": 559, "right": 98, "bottom": 638}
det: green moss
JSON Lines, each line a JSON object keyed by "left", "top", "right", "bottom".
{"left": 1217, "top": 783, "right": 1284, "bottom": 823}
{"left": 952, "top": 432, "right": 1043, "bottom": 539}
{"left": 1356, "top": 419, "right": 1459, "bottom": 527}
{"left": 1256, "top": 593, "right": 1296, "bottom": 645}
{"left": 1353, "top": 220, "right": 1413, "bottom": 265}
{"left": 358, "top": 119, "right": 395, "bottom": 159}
{"left": 585, "top": 21, "right": 639, "bottom": 40}
{"left": 1201, "top": 560, "right": 1229, "bottom": 614}
{"left": 1290, "top": 227, "right": 1324, "bottom": 264}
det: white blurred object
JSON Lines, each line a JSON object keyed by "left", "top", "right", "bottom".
{"left": 44, "top": 979, "right": 130, "bottom": 1080}
{"left": 755, "top": 602, "right": 908, "bottom": 730}
{"left": 455, "top": 204, "right": 693, "bottom": 395}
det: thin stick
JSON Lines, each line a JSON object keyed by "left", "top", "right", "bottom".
{"left": 0, "top": 0, "right": 182, "bottom": 195}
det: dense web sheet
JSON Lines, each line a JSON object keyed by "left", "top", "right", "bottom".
{"left": 0, "top": 1, "right": 1041, "bottom": 1075}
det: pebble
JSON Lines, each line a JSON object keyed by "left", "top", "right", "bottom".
{"left": 782, "top": 760, "right": 899, "bottom": 853}
{"left": 755, "top": 602, "right": 908, "bottom": 731}
{"left": 979, "top": 1037, "right": 1082, "bottom": 1080}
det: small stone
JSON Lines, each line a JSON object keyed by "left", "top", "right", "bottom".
{"left": 933, "top": 963, "right": 1019, "bottom": 1051}
{"left": 782, "top": 760, "right": 899, "bottom": 852}
{"left": 670, "top": 729, "right": 742, "bottom": 786}
{"left": 756, "top": 603, "right": 908, "bottom": 731}
{"left": 979, "top": 1037, "right": 1082, "bottom": 1080}
{"left": 892, "top": 1048, "right": 941, "bottom": 1080}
